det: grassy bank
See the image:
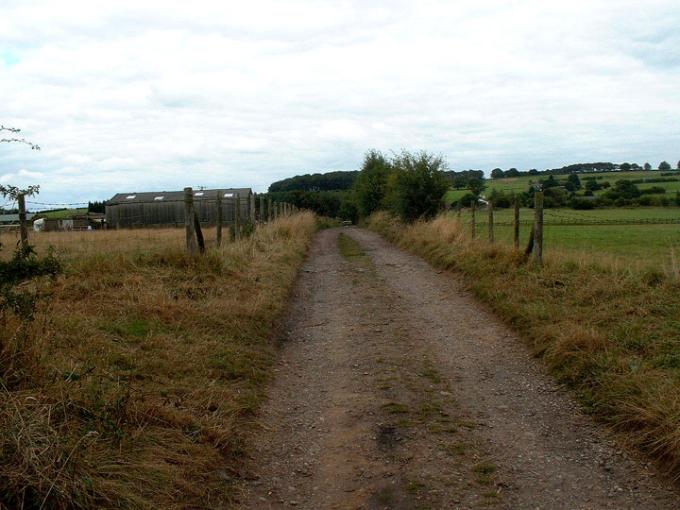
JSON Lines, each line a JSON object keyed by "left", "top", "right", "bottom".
{"left": 367, "top": 211, "right": 680, "bottom": 477}
{"left": 0, "top": 213, "right": 316, "bottom": 509}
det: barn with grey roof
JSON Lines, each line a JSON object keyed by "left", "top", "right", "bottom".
{"left": 105, "top": 188, "right": 253, "bottom": 228}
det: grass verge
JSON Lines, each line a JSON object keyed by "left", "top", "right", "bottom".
{"left": 0, "top": 212, "right": 316, "bottom": 509}
{"left": 367, "top": 211, "right": 680, "bottom": 478}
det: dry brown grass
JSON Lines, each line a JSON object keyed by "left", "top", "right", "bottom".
{"left": 367, "top": 211, "right": 680, "bottom": 478}
{"left": 0, "top": 213, "right": 316, "bottom": 509}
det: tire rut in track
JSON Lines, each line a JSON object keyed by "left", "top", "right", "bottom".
{"left": 240, "top": 227, "right": 679, "bottom": 510}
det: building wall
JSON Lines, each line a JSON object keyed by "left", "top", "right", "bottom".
{"left": 105, "top": 195, "right": 250, "bottom": 228}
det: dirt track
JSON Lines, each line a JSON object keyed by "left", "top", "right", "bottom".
{"left": 241, "top": 227, "right": 679, "bottom": 509}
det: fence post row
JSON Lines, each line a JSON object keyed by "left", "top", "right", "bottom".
{"left": 513, "top": 198, "right": 520, "bottom": 249}
{"left": 471, "top": 201, "right": 476, "bottom": 240}
{"left": 184, "top": 187, "right": 198, "bottom": 255}
{"left": 533, "top": 190, "right": 544, "bottom": 265}
{"left": 488, "top": 199, "right": 494, "bottom": 243}
{"left": 17, "top": 192, "right": 28, "bottom": 250}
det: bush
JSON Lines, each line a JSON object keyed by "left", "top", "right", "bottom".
{"left": 570, "top": 198, "right": 595, "bottom": 210}
{"left": 640, "top": 186, "right": 666, "bottom": 195}
{"left": 457, "top": 193, "right": 479, "bottom": 208}
{"left": 354, "top": 150, "right": 392, "bottom": 217}
{"left": 543, "top": 187, "right": 569, "bottom": 208}
{"left": 488, "top": 189, "right": 514, "bottom": 208}
{"left": 386, "top": 151, "right": 449, "bottom": 222}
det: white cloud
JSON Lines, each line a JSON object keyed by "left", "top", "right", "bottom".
{"left": 1, "top": 0, "right": 679, "bottom": 206}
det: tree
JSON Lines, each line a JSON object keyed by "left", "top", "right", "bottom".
{"left": 0, "top": 125, "right": 40, "bottom": 150}
{"left": 0, "top": 125, "right": 58, "bottom": 332}
{"left": 584, "top": 178, "right": 602, "bottom": 192}
{"left": 620, "top": 162, "right": 631, "bottom": 171}
{"left": 88, "top": 201, "right": 106, "bottom": 214}
{"left": 269, "top": 170, "right": 358, "bottom": 192}
{"left": 644, "top": 162, "right": 652, "bottom": 171}
{"left": 566, "top": 173, "right": 581, "bottom": 191}
{"left": 386, "top": 151, "right": 449, "bottom": 222}
{"left": 606, "top": 180, "right": 641, "bottom": 200}
{"left": 490, "top": 168, "right": 504, "bottom": 179}
{"left": 542, "top": 175, "right": 559, "bottom": 188}
{"left": 354, "top": 149, "right": 392, "bottom": 217}
{"left": 659, "top": 161, "right": 671, "bottom": 171}
{"left": 677, "top": 160, "right": 680, "bottom": 170}
{"left": 505, "top": 167, "right": 520, "bottom": 177}
{"left": 467, "top": 178, "right": 486, "bottom": 198}
{"left": 0, "top": 125, "right": 41, "bottom": 252}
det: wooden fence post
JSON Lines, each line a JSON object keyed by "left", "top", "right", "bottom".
{"left": 250, "top": 192, "right": 256, "bottom": 224}
{"left": 259, "top": 195, "right": 265, "bottom": 223}
{"left": 184, "top": 187, "right": 198, "bottom": 255}
{"left": 235, "top": 193, "right": 241, "bottom": 240}
{"left": 513, "top": 198, "right": 520, "bottom": 249}
{"left": 471, "top": 201, "right": 476, "bottom": 239}
{"left": 216, "top": 190, "right": 223, "bottom": 247}
{"left": 17, "top": 192, "right": 28, "bottom": 251}
{"left": 268, "top": 197, "right": 273, "bottom": 222}
{"left": 193, "top": 211, "right": 205, "bottom": 253}
{"left": 488, "top": 200, "right": 494, "bottom": 243}
{"left": 533, "top": 190, "right": 544, "bottom": 265}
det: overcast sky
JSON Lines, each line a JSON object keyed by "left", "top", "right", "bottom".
{"left": 1, "top": 0, "right": 679, "bottom": 207}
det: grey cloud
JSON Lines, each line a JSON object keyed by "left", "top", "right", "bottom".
{"left": 1, "top": 0, "right": 680, "bottom": 206}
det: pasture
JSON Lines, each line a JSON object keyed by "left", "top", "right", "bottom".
{"left": 488, "top": 170, "right": 680, "bottom": 195}
{"left": 466, "top": 207, "right": 680, "bottom": 266}
{"left": 445, "top": 170, "right": 680, "bottom": 205}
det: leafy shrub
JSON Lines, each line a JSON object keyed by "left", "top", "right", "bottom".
{"left": 354, "top": 149, "right": 392, "bottom": 217}
{"left": 386, "top": 151, "right": 449, "bottom": 222}
{"left": 640, "top": 186, "right": 666, "bottom": 195}
{"left": 570, "top": 198, "right": 595, "bottom": 210}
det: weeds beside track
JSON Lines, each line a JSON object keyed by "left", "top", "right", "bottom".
{"left": 0, "top": 213, "right": 316, "bottom": 509}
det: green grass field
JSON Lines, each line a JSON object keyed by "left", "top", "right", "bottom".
{"left": 485, "top": 170, "right": 680, "bottom": 197}
{"left": 36, "top": 207, "right": 89, "bottom": 218}
{"left": 454, "top": 206, "right": 680, "bottom": 266}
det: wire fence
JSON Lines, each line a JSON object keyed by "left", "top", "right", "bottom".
{"left": 456, "top": 199, "right": 680, "bottom": 267}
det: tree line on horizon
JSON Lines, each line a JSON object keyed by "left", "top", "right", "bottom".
{"left": 490, "top": 160, "right": 680, "bottom": 179}
{"left": 267, "top": 153, "right": 680, "bottom": 222}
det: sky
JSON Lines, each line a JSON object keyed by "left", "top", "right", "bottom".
{"left": 1, "top": 0, "right": 680, "bottom": 207}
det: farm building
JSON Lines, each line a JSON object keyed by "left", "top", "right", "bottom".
{"left": 105, "top": 188, "right": 253, "bottom": 228}
{"left": 0, "top": 213, "right": 35, "bottom": 231}
{"left": 33, "top": 213, "right": 105, "bottom": 232}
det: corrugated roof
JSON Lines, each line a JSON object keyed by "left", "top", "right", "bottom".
{"left": 107, "top": 188, "right": 252, "bottom": 205}
{"left": 0, "top": 213, "right": 35, "bottom": 223}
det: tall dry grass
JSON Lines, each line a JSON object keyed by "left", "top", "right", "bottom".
{"left": 368, "top": 211, "right": 680, "bottom": 478}
{"left": 0, "top": 213, "right": 317, "bottom": 509}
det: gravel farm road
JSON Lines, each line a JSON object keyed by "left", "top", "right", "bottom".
{"left": 240, "top": 227, "right": 679, "bottom": 510}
